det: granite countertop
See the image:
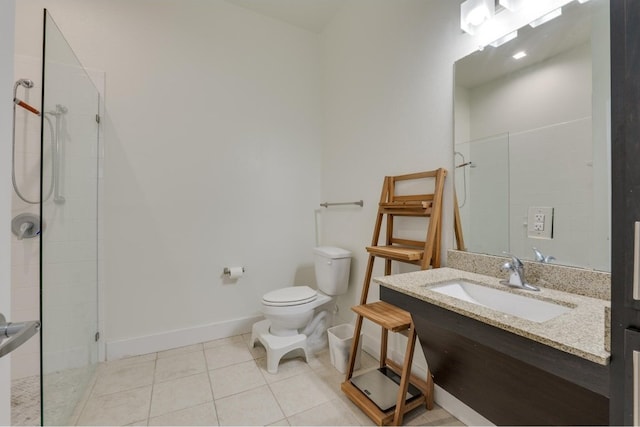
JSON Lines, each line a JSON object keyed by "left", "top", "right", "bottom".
{"left": 375, "top": 267, "right": 610, "bottom": 366}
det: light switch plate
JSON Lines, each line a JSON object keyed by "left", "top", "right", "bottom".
{"left": 527, "top": 207, "right": 553, "bottom": 239}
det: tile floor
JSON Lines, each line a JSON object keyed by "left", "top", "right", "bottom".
{"left": 11, "top": 375, "right": 40, "bottom": 426}
{"left": 16, "top": 333, "right": 465, "bottom": 426}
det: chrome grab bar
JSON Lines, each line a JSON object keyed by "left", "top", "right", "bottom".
{"left": 0, "top": 313, "right": 40, "bottom": 358}
{"left": 320, "top": 200, "right": 363, "bottom": 208}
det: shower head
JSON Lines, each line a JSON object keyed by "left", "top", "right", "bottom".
{"left": 13, "top": 79, "right": 35, "bottom": 99}
{"left": 13, "top": 78, "right": 40, "bottom": 116}
{"left": 17, "top": 79, "right": 34, "bottom": 88}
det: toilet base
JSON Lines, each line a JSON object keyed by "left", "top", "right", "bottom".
{"left": 250, "top": 319, "right": 309, "bottom": 374}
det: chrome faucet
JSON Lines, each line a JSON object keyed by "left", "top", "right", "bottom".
{"left": 532, "top": 247, "right": 556, "bottom": 263}
{"left": 500, "top": 253, "right": 539, "bottom": 291}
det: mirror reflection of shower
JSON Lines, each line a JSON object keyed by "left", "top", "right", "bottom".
{"left": 454, "top": 151, "right": 476, "bottom": 208}
{"left": 12, "top": 78, "right": 66, "bottom": 205}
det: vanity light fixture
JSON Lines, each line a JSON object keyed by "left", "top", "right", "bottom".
{"left": 577, "top": 0, "right": 590, "bottom": 3}
{"left": 490, "top": 31, "right": 518, "bottom": 48}
{"left": 529, "top": 7, "right": 562, "bottom": 28}
{"left": 512, "top": 51, "right": 527, "bottom": 59}
{"left": 461, "top": 0, "right": 495, "bottom": 35}
{"left": 499, "top": 0, "right": 527, "bottom": 12}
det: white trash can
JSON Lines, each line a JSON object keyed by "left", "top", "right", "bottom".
{"left": 327, "top": 324, "right": 362, "bottom": 374}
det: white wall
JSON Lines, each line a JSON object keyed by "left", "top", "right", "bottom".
{"left": 1, "top": 1, "right": 16, "bottom": 422}
{"left": 15, "top": 0, "right": 324, "bottom": 357}
{"left": 321, "top": 0, "right": 474, "bottom": 324}
{"left": 103, "top": 1, "right": 322, "bottom": 353}
{"left": 468, "top": 43, "right": 592, "bottom": 139}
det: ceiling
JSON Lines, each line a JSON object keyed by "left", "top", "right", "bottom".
{"left": 456, "top": 1, "right": 593, "bottom": 89}
{"left": 226, "top": 0, "right": 347, "bottom": 33}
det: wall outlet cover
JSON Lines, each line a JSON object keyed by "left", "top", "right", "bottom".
{"left": 527, "top": 207, "right": 553, "bottom": 239}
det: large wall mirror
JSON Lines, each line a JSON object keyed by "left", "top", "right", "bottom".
{"left": 454, "top": 0, "right": 610, "bottom": 271}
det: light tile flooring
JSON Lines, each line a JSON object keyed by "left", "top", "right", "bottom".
{"left": 12, "top": 375, "right": 40, "bottom": 426}
{"left": 15, "top": 333, "right": 464, "bottom": 426}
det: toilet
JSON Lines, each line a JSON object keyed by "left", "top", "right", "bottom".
{"left": 251, "top": 246, "right": 351, "bottom": 373}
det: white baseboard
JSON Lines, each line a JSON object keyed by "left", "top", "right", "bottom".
{"left": 434, "top": 385, "right": 494, "bottom": 426}
{"left": 106, "top": 315, "right": 263, "bottom": 361}
{"left": 360, "top": 329, "right": 494, "bottom": 426}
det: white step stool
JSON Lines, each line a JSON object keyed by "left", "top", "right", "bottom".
{"left": 250, "top": 319, "right": 309, "bottom": 374}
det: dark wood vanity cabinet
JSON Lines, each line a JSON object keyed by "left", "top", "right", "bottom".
{"left": 611, "top": 1, "right": 640, "bottom": 425}
{"left": 381, "top": 287, "right": 609, "bottom": 425}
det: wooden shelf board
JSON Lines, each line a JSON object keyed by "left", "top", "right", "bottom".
{"left": 366, "top": 246, "right": 424, "bottom": 261}
{"left": 351, "top": 301, "right": 411, "bottom": 332}
{"left": 379, "top": 209, "right": 432, "bottom": 216}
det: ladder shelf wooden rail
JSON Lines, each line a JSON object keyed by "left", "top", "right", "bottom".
{"left": 341, "top": 168, "right": 446, "bottom": 426}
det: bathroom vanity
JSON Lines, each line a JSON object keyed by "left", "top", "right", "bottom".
{"left": 377, "top": 255, "right": 610, "bottom": 425}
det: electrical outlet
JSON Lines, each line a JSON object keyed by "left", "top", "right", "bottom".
{"left": 527, "top": 207, "right": 554, "bottom": 239}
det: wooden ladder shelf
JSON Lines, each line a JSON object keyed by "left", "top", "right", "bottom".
{"left": 341, "top": 169, "right": 446, "bottom": 426}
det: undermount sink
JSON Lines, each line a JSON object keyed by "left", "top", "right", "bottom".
{"left": 427, "top": 280, "right": 572, "bottom": 323}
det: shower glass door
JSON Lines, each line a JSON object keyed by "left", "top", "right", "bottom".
{"left": 455, "top": 133, "right": 510, "bottom": 256}
{"left": 40, "top": 10, "right": 100, "bottom": 425}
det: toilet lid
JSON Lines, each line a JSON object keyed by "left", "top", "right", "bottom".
{"left": 262, "top": 286, "right": 318, "bottom": 306}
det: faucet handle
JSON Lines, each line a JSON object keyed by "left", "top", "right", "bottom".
{"left": 500, "top": 252, "right": 540, "bottom": 292}
{"left": 502, "top": 251, "right": 523, "bottom": 268}
{"left": 532, "top": 247, "right": 555, "bottom": 263}
{"left": 532, "top": 247, "right": 544, "bottom": 262}
{"left": 500, "top": 261, "right": 513, "bottom": 272}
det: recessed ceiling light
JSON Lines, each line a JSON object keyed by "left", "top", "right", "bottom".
{"left": 513, "top": 51, "right": 527, "bottom": 60}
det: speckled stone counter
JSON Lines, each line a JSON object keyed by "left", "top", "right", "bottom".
{"left": 375, "top": 267, "right": 610, "bottom": 365}
{"left": 447, "top": 250, "right": 611, "bottom": 300}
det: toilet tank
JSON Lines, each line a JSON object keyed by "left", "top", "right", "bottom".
{"left": 313, "top": 246, "right": 352, "bottom": 295}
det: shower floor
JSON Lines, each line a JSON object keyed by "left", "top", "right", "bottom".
{"left": 11, "top": 375, "right": 40, "bottom": 426}
{"left": 12, "top": 366, "right": 94, "bottom": 426}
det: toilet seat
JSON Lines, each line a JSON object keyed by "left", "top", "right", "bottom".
{"left": 262, "top": 286, "right": 317, "bottom": 307}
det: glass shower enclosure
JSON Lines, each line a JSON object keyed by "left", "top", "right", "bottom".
{"left": 455, "top": 133, "right": 510, "bottom": 256}
{"left": 40, "top": 10, "right": 100, "bottom": 425}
